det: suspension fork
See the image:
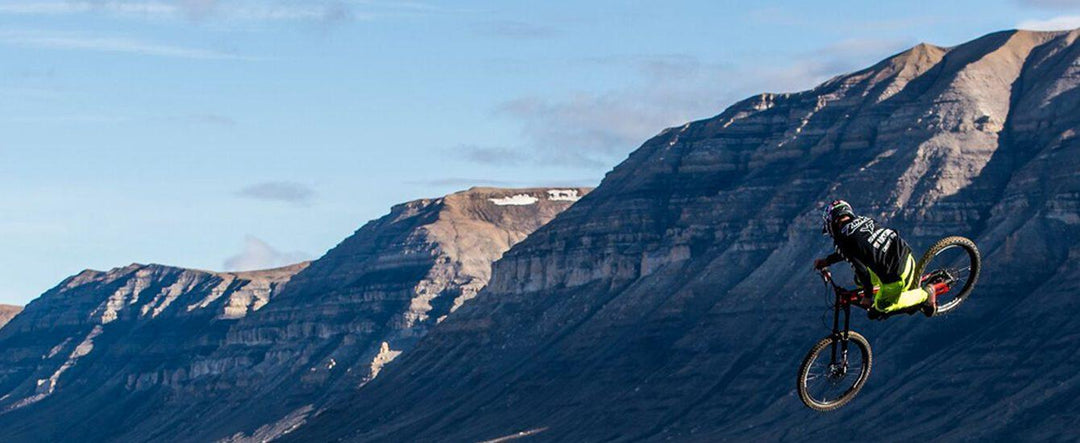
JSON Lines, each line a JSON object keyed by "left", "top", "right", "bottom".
{"left": 829, "top": 295, "right": 852, "bottom": 366}
{"left": 841, "top": 303, "right": 851, "bottom": 358}
{"left": 830, "top": 294, "right": 840, "bottom": 364}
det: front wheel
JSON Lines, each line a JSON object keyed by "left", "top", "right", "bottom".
{"left": 797, "top": 331, "right": 872, "bottom": 411}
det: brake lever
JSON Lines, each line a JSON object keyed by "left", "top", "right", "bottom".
{"left": 818, "top": 268, "right": 832, "bottom": 285}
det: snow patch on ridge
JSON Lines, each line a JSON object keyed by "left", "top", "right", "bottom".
{"left": 489, "top": 194, "right": 539, "bottom": 206}
{"left": 547, "top": 189, "right": 581, "bottom": 202}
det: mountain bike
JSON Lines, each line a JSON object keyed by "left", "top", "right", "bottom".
{"left": 795, "top": 236, "right": 981, "bottom": 411}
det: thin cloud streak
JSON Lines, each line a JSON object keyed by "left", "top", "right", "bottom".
{"left": 405, "top": 177, "right": 517, "bottom": 187}
{"left": 0, "top": 1, "right": 174, "bottom": 15}
{"left": 473, "top": 20, "right": 555, "bottom": 39}
{"left": 0, "top": 30, "right": 254, "bottom": 59}
{"left": 1017, "top": 15, "right": 1080, "bottom": 30}
{"left": 404, "top": 177, "right": 599, "bottom": 188}
{"left": 181, "top": 113, "right": 237, "bottom": 127}
{"left": 0, "top": 0, "right": 439, "bottom": 23}
{"left": 236, "top": 181, "right": 317, "bottom": 205}
{"left": 452, "top": 145, "right": 530, "bottom": 166}
{"left": 472, "top": 38, "right": 914, "bottom": 170}
{"left": 1016, "top": 0, "right": 1080, "bottom": 10}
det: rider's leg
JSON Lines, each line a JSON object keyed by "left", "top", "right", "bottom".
{"left": 873, "top": 254, "right": 928, "bottom": 313}
{"left": 888, "top": 286, "right": 929, "bottom": 312}
{"left": 873, "top": 281, "right": 912, "bottom": 313}
{"left": 858, "top": 269, "right": 882, "bottom": 310}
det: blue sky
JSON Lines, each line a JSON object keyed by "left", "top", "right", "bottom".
{"left": 2, "top": 0, "right": 1078, "bottom": 305}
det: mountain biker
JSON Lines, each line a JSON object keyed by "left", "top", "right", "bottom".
{"left": 813, "top": 200, "right": 944, "bottom": 318}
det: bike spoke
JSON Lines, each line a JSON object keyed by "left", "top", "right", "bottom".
{"left": 950, "top": 266, "right": 971, "bottom": 279}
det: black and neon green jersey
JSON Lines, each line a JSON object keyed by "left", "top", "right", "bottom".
{"left": 824, "top": 216, "right": 913, "bottom": 284}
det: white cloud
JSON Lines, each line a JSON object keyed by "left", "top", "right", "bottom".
{"left": 223, "top": 236, "right": 309, "bottom": 271}
{"left": 0, "top": 30, "right": 252, "bottom": 59}
{"left": 1017, "top": 15, "right": 1080, "bottom": 30}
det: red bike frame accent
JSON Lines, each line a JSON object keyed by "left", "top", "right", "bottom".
{"left": 819, "top": 269, "right": 872, "bottom": 310}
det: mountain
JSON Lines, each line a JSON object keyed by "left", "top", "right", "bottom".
{"left": 0, "top": 305, "right": 21, "bottom": 329}
{"left": 289, "top": 29, "right": 1080, "bottom": 441}
{"left": 0, "top": 187, "right": 589, "bottom": 442}
{"left": 0, "top": 263, "right": 309, "bottom": 437}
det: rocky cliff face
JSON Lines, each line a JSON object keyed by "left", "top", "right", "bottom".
{"left": 0, "top": 263, "right": 307, "bottom": 437}
{"left": 198, "top": 187, "right": 588, "bottom": 442}
{"left": 291, "top": 29, "right": 1080, "bottom": 441}
{"left": 0, "top": 305, "right": 21, "bottom": 329}
{"left": 0, "top": 187, "right": 588, "bottom": 442}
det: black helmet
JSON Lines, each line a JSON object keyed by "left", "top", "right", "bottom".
{"left": 821, "top": 199, "right": 855, "bottom": 236}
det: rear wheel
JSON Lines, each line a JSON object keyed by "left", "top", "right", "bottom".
{"left": 796, "top": 331, "right": 872, "bottom": 411}
{"left": 916, "top": 236, "right": 981, "bottom": 315}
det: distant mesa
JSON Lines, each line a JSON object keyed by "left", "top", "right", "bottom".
{"left": 0, "top": 304, "right": 21, "bottom": 330}
{"left": 0, "top": 186, "right": 590, "bottom": 442}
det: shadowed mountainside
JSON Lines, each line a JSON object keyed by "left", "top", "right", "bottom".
{"left": 290, "top": 29, "right": 1080, "bottom": 441}
{"left": 0, "top": 263, "right": 309, "bottom": 435}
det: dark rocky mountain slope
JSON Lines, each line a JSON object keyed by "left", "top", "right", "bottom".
{"left": 0, "top": 263, "right": 309, "bottom": 439}
{"left": 291, "top": 29, "right": 1080, "bottom": 441}
{"left": 0, "top": 187, "right": 588, "bottom": 442}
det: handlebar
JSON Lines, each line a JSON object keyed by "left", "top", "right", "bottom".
{"left": 818, "top": 266, "right": 871, "bottom": 309}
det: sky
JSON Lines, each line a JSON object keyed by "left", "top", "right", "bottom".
{"left": 2, "top": 0, "right": 1079, "bottom": 305}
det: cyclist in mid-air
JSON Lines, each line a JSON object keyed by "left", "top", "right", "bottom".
{"left": 813, "top": 200, "right": 947, "bottom": 318}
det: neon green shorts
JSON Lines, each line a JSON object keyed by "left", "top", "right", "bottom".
{"left": 866, "top": 253, "right": 927, "bottom": 313}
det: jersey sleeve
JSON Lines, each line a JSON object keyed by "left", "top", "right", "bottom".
{"left": 824, "top": 251, "right": 844, "bottom": 265}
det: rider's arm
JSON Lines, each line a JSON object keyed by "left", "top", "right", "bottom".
{"left": 822, "top": 227, "right": 856, "bottom": 267}
{"left": 822, "top": 251, "right": 844, "bottom": 266}
{"left": 814, "top": 251, "right": 844, "bottom": 270}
